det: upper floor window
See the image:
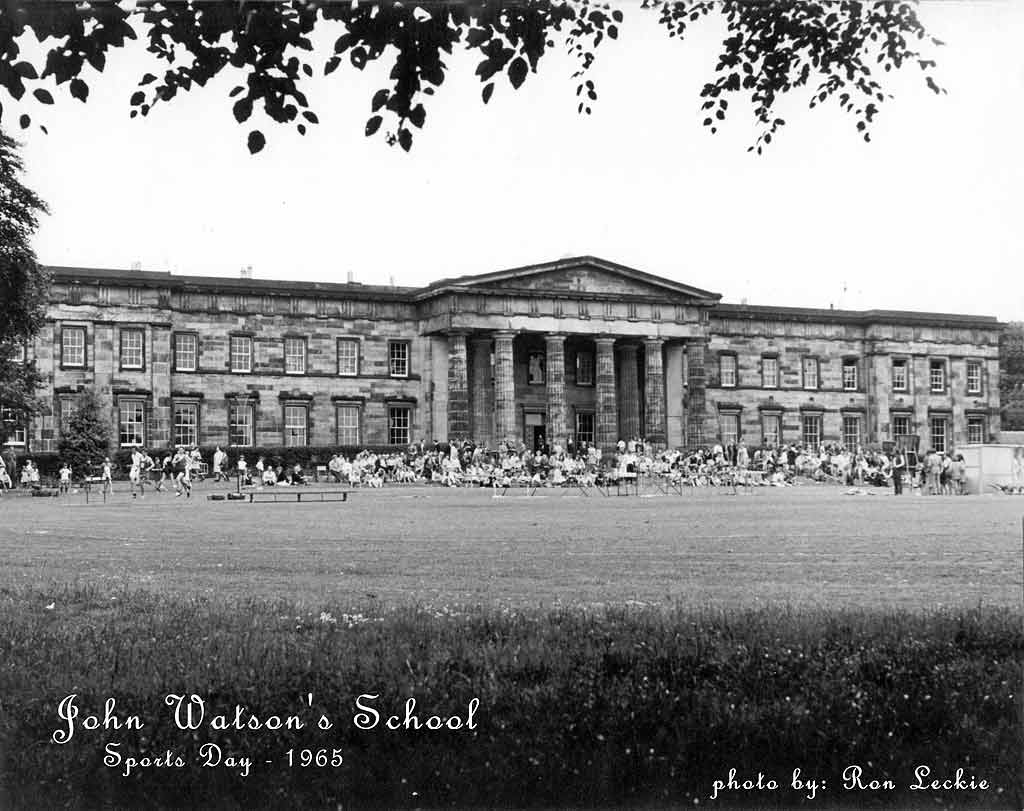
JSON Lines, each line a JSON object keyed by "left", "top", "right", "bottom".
{"left": 174, "top": 333, "right": 198, "bottom": 372}
{"left": 389, "top": 341, "right": 409, "bottom": 378}
{"left": 892, "top": 359, "right": 908, "bottom": 392}
{"left": 576, "top": 351, "right": 594, "bottom": 386}
{"left": 284, "top": 337, "right": 306, "bottom": 375}
{"left": 842, "top": 359, "right": 858, "bottom": 391}
{"left": 802, "top": 357, "right": 819, "bottom": 390}
{"left": 337, "top": 339, "right": 359, "bottom": 376}
{"left": 120, "top": 329, "right": 144, "bottom": 370}
{"left": 62, "top": 326, "right": 86, "bottom": 368}
{"left": 966, "top": 360, "right": 982, "bottom": 395}
{"left": 761, "top": 356, "right": 778, "bottom": 389}
{"left": 719, "top": 355, "right": 737, "bottom": 388}
{"left": 230, "top": 336, "right": 253, "bottom": 373}
{"left": 929, "top": 360, "right": 946, "bottom": 393}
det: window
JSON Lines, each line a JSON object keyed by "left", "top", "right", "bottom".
{"left": 576, "top": 351, "right": 594, "bottom": 386}
{"left": 802, "top": 357, "right": 819, "bottom": 390}
{"left": 337, "top": 339, "right": 359, "bottom": 376}
{"left": 892, "top": 415, "right": 912, "bottom": 444}
{"left": 762, "top": 357, "right": 778, "bottom": 389}
{"left": 719, "top": 355, "right": 737, "bottom": 388}
{"left": 842, "top": 360, "right": 858, "bottom": 391}
{"left": 120, "top": 329, "right": 144, "bottom": 370}
{"left": 58, "top": 395, "right": 76, "bottom": 435}
{"left": 336, "top": 405, "right": 360, "bottom": 445}
{"left": 230, "top": 336, "right": 252, "bottom": 373}
{"left": 575, "top": 411, "right": 595, "bottom": 445}
{"left": 173, "top": 402, "right": 199, "bottom": 447}
{"left": 1, "top": 407, "right": 26, "bottom": 446}
{"left": 802, "top": 414, "right": 822, "bottom": 446}
{"left": 228, "top": 403, "right": 254, "bottom": 446}
{"left": 284, "top": 404, "right": 308, "bottom": 446}
{"left": 842, "top": 415, "right": 861, "bottom": 448}
{"left": 929, "top": 360, "right": 945, "bottom": 393}
{"left": 966, "top": 361, "right": 982, "bottom": 395}
{"left": 967, "top": 416, "right": 985, "bottom": 444}
{"left": 930, "top": 416, "right": 947, "bottom": 453}
{"left": 720, "top": 412, "right": 739, "bottom": 445}
{"left": 762, "top": 413, "right": 781, "bottom": 447}
{"left": 174, "top": 333, "right": 197, "bottom": 372}
{"left": 892, "top": 359, "right": 908, "bottom": 392}
{"left": 388, "top": 405, "right": 411, "bottom": 445}
{"left": 118, "top": 400, "right": 145, "bottom": 447}
{"left": 62, "top": 326, "right": 86, "bottom": 367}
{"left": 389, "top": 341, "right": 409, "bottom": 378}
{"left": 284, "top": 337, "right": 306, "bottom": 375}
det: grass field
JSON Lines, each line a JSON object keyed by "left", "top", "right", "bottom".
{"left": 2, "top": 484, "right": 1021, "bottom": 809}
{"left": 1, "top": 483, "right": 1021, "bottom": 608}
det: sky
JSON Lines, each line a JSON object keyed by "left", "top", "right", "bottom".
{"left": 7, "top": 1, "right": 1024, "bottom": 320}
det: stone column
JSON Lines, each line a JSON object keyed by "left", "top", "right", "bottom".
{"left": 595, "top": 336, "right": 618, "bottom": 454}
{"left": 493, "top": 331, "right": 517, "bottom": 447}
{"left": 617, "top": 343, "right": 641, "bottom": 440}
{"left": 686, "top": 338, "right": 707, "bottom": 447}
{"left": 150, "top": 325, "right": 172, "bottom": 448}
{"left": 446, "top": 332, "right": 470, "bottom": 442}
{"left": 545, "top": 334, "right": 567, "bottom": 450}
{"left": 644, "top": 337, "right": 666, "bottom": 446}
{"left": 470, "top": 335, "right": 494, "bottom": 447}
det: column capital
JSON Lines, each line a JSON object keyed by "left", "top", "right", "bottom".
{"left": 594, "top": 335, "right": 617, "bottom": 349}
{"left": 644, "top": 336, "right": 665, "bottom": 347}
{"left": 544, "top": 332, "right": 567, "bottom": 343}
{"left": 493, "top": 329, "right": 518, "bottom": 341}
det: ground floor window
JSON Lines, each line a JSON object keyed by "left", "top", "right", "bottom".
{"left": 228, "top": 402, "right": 254, "bottom": 447}
{"left": 575, "top": 411, "right": 595, "bottom": 445}
{"left": 930, "top": 416, "right": 948, "bottom": 454}
{"left": 388, "top": 406, "right": 411, "bottom": 445}
{"left": 1, "top": 406, "right": 26, "bottom": 446}
{"left": 58, "top": 395, "right": 76, "bottom": 435}
{"left": 967, "top": 416, "right": 985, "bottom": 445}
{"left": 118, "top": 400, "right": 145, "bottom": 447}
{"left": 801, "top": 414, "right": 822, "bottom": 447}
{"left": 842, "top": 415, "right": 861, "bottom": 448}
{"left": 719, "top": 412, "right": 739, "bottom": 445}
{"left": 336, "top": 405, "right": 360, "bottom": 445}
{"left": 173, "top": 402, "right": 199, "bottom": 447}
{"left": 892, "top": 414, "right": 912, "bottom": 444}
{"left": 284, "top": 404, "right": 308, "bottom": 447}
{"left": 762, "top": 413, "right": 780, "bottom": 447}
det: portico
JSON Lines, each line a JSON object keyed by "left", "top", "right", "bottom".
{"left": 416, "top": 257, "right": 720, "bottom": 453}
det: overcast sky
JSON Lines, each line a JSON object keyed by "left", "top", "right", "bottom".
{"left": 9, "top": 1, "right": 1024, "bottom": 320}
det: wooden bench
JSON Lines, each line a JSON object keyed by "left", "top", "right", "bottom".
{"left": 246, "top": 489, "right": 350, "bottom": 503}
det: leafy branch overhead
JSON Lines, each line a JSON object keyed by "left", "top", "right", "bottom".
{"left": 0, "top": 1, "right": 945, "bottom": 154}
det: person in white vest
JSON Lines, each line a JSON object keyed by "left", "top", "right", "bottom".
{"left": 212, "top": 446, "right": 227, "bottom": 482}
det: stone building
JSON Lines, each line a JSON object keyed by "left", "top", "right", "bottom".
{"left": 2, "top": 256, "right": 1005, "bottom": 456}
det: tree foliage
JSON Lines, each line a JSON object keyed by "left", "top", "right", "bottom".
{"left": 57, "top": 389, "right": 112, "bottom": 477}
{"left": 0, "top": 127, "right": 49, "bottom": 442}
{"left": 0, "top": 1, "right": 944, "bottom": 155}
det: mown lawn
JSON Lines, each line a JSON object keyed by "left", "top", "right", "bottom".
{"left": 0, "top": 487, "right": 1021, "bottom": 808}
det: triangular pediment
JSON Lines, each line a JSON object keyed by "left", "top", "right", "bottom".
{"left": 417, "top": 256, "right": 720, "bottom": 303}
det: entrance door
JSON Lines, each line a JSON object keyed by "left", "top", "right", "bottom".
{"left": 524, "top": 411, "right": 546, "bottom": 452}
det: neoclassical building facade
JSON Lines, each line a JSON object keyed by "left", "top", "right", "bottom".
{"left": 4, "top": 257, "right": 1005, "bottom": 456}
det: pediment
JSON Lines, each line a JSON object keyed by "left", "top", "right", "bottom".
{"left": 418, "top": 256, "right": 720, "bottom": 303}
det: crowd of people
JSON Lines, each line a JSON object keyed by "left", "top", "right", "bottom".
{"left": 2, "top": 438, "right": 1021, "bottom": 497}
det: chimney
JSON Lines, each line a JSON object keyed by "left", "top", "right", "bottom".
{"left": 131, "top": 261, "right": 142, "bottom": 271}
{"left": 240, "top": 266, "right": 253, "bottom": 279}
{"left": 347, "top": 271, "right": 355, "bottom": 283}
{"left": 389, "top": 275, "right": 395, "bottom": 287}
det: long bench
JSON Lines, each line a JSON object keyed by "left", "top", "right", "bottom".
{"left": 246, "top": 489, "right": 350, "bottom": 503}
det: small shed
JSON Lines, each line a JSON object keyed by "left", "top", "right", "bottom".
{"left": 960, "top": 443, "right": 1024, "bottom": 494}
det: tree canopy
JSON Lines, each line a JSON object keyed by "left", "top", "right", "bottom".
{"left": 0, "top": 1, "right": 944, "bottom": 155}
{"left": 0, "top": 127, "right": 49, "bottom": 442}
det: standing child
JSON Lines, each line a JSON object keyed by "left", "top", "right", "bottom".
{"left": 100, "top": 457, "right": 113, "bottom": 497}
{"left": 58, "top": 462, "right": 72, "bottom": 495}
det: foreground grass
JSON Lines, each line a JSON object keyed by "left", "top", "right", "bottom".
{"left": 1, "top": 584, "right": 1020, "bottom": 809}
